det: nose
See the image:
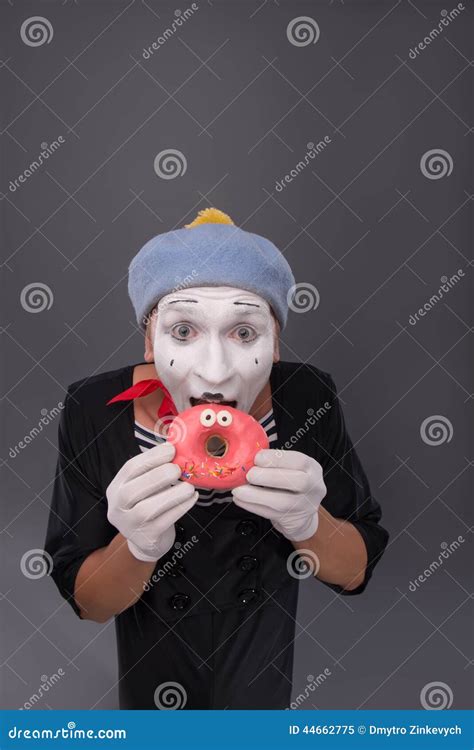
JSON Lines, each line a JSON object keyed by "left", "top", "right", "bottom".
{"left": 194, "top": 337, "right": 232, "bottom": 390}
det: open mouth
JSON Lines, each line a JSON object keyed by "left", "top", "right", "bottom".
{"left": 189, "top": 397, "right": 237, "bottom": 409}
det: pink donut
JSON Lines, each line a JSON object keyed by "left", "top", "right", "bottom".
{"left": 168, "top": 404, "right": 269, "bottom": 491}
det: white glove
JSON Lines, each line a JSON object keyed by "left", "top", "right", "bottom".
{"left": 106, "top": 442, "right": 198, "bottom": 562}
{"left": 232, "top": 449, "right": 326, "bottom": 541}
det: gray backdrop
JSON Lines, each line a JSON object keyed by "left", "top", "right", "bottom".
{"left": 1, "top": 0, "right": 472, "bottom": 711}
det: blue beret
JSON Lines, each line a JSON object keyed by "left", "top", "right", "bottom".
{"left": 128, "top": 211, "right": 295, "bottom": 330}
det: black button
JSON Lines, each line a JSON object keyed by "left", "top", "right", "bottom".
{"left": 169, "top": 593, "right": 190, "bottom": 611}
{"left": 236, "top": 520, "right": 257, "bottom": 536}
{"left": 166, "top": 562, "right": 186, "bottom": 578}
{"left": 238, "top": 555, "right": 259, "bottom": 572}
{"left": 238, "top": 588, "right": 260, "bottom": 605}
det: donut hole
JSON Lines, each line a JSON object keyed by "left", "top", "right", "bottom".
{"left": 205, "top": 434, "right": 228, "bottom": 458}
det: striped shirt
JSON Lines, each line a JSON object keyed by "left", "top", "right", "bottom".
{"left": 134, "top": 409, "right": 278, "bottom": 507}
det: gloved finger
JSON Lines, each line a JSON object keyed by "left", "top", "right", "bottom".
{"left": 231, "top": 486, "right": 276, "bottom": 520}
{"left": 153, "top": 490, "right": 199, "bottom": 531}
{"left": 126, "top": 462, "right": 182, "bottom": 507}
{"left": 116, "top": 442, "right": 176, "bottom": 484}
{"left": 130, "top": 480, "right": 197, "bottom": 525}
{"left": 254, "top": 449, "right": 309, "bottom": 471}
{"left": 233, "top": 483, "right": 315, "bottom": 516}
{"left": 246, "top": 466, "right": 310, "bottom": 493}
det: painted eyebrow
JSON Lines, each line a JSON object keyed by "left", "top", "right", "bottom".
{"left": 165, "top": 299, "right": 261, "bottom": 308}
{"left": 166, "top": 299, "right": 199, "bottom": 305}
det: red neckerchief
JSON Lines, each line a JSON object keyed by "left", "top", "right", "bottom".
{"left": 106, "top": 378, "right": 178, "bottom": 420}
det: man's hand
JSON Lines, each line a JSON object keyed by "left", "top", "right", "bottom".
{"left": 232, "top": 449, "right": 327, "bottom": 541}
{"left": 106, "top": 442, "right": 198, "bottom": 562}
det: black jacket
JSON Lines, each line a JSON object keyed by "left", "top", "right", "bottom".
{"left": 44, "top": 360, "right": 389, "bottom": 709}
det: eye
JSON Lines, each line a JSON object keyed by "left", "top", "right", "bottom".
{"left": 233, "top": 326, "right": 257, "bottom": 343}
{"left": 216, "top": 409, "right": 232, "bottom": 427}
{"left": 171, "top": 323, "right": 195, "bottom": 342}
{"left": 199, "top": 408, "right": 216, "bottom": 427}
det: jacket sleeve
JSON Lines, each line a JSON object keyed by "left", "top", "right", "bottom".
{"left": 312, "top": 370, "right": 389, "bottom": 596}
{"left": 43, "top": 387, "right": 117, "bottom": 617}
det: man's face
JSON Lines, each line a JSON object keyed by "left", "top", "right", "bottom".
{"left": 147, "top": 286, "right": 277, "bottom": 414}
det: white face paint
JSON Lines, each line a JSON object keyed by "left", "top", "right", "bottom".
{"left": 151, "top": 286, "right": 276, "bottom": 414}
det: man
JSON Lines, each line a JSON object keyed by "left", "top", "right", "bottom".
{"left": 44, "top": 208, "right": 388, "bottom": 710}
